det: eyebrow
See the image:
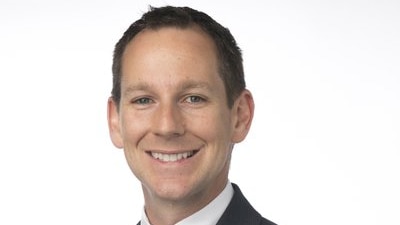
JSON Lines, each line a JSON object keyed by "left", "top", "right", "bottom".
{"left": 179, "top": 81, "right": 213, "bottom": 91}
{"left": 123, "top": 83, "right": 151, "bottom": 96}
{"left": 123, "top": 81, "right": 213, "bottom": 96}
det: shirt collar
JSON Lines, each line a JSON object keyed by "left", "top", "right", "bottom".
{"left": 141, "top": 181, "right": 234, "bottom": 225}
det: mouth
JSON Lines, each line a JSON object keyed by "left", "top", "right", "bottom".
{"left": 149, "top": 150, "right": 199, "bottom": 162}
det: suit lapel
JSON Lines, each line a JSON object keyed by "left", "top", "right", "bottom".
{"left": 216, "top": 183, "right": 264, "bottom": 225}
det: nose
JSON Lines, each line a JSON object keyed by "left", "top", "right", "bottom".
{"left": 151, "top": 102, "right": 185, "bottom": 137}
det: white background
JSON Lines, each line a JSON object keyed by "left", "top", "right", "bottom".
{"left": 0, "top": 0, "right": 399, "bottom": 224}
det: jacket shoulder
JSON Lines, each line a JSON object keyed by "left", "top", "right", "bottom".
{"left": 261, "top": 217, "right": 277, "bottom": 225}
{"left": 217, "top": 183, "right": 277, "bottom": 225}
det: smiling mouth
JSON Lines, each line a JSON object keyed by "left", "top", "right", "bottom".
{"left": 150, "top": 150, "right": 198, "bottom": 162}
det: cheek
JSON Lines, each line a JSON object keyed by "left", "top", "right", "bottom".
{"left": 123, "top": 147, "right": 148, "bottom": 182}
{"left": 196, "top": 112, "right": 234, "bottom": 174}
{"left": 187, "top": 109, "right": 233, "bottom": 143}
{"left": 120, "top": 113, "right": 148, "bottom": 178}
{"left": 120, "top": 111, "right": 148, "bottom": 138}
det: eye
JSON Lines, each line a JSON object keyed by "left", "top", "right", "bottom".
{"left": 184, "top": 95, "right": 205, "bottom": 104}
{"left": 132, "top": 97, "right": 153, "bottom": 105}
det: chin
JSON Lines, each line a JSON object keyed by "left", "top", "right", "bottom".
{"left": 144, "top": 179, "right": 200, "bottom": 202}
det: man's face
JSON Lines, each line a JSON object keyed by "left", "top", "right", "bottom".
{"left": 108, "top": 27, "right": 253, "bottom": 205}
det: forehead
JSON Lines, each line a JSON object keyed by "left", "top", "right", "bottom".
{"left": 120, "top": 26, "right": 222, "bottom": 88}
{"left": 123, "top": 26, "right": 218, "bottom": 64}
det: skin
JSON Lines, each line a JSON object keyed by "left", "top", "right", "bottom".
{"left": 108, "top": 26, "right": 254, "bottom": 225}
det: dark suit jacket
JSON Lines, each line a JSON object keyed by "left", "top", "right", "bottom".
{"left": 137, "top": 183, "right": 276, "bottom": 225}
{"left": 216, "top": 183, "right": 276, "bottom": 225}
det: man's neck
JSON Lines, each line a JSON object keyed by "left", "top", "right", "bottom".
{"left": 142, "top": 180, "right": 229, "bottom": 225}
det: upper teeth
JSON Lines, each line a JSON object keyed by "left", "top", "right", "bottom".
{"left": 151, "top": 151, "right": 194, "bottom": 162}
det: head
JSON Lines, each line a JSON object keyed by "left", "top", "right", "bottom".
{"left": 112, "top": 6, "right": 245, "bottom": 108}
{"left": 107, "top": 6, "right": 254, "bottom": 223}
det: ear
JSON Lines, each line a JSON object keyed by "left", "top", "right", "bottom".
{"left": 231, "top": 89, "right": 255, "bottom": 143}
{"left": 107, "top": 97, "right": 124, "bottom": 148}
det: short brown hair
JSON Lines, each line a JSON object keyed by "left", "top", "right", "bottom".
{"left": 112, "top": 6, "right": 245, "bottom": 108}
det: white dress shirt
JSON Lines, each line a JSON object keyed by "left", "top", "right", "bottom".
{"left": 141, "top": 181, "right": 234, "bottom": 225}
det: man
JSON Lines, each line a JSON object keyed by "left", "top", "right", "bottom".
{"left": 107, "top": 6, "right": 276, "bottom": 225}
